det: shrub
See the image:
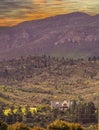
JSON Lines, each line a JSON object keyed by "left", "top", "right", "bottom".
{"left": 7, "top": 122, "right": 30, "bottom": 130}
{"left": 0, "top": 121, "right": 8, "bottom": 130}
{"left": 47, "top": 120, "right": 85, "bottom": 130}
{"left": 47, "top": 120, "right": 70, "bottom": 130}
{"left": 32, "top": 126, "right": 45, "bottom": 130}
{"left": 71, "top": 123, "right": 85, "bottom": 130}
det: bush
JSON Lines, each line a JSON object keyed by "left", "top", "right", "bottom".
{"left": 47, "top": 120, "right": 70, "bottom": 130}
{"left": 32, "top": 126, "right": 45, "bottom": 130}
{"left": 71, "top": 123, "right": 85, "bottom": 130}
{"left": 47, "top": 120, "right": 85, "bottom": 130}
{"left": 87, "top": 125, "right": 98, "bottom": 130}
{"left": 0, "top": 121, "right": 8, "bottom": 130}
{"left": 7, "top": 122, "right": 30, "bottom": 130}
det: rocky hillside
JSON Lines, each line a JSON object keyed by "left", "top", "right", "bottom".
{"left": 0, "top": 12, "right": 99, "bottom": 60}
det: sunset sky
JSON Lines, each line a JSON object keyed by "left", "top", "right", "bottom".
{"left": 0, "top": 0, "right": 99, "bottom": 26}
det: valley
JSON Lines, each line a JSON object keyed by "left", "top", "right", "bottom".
{"left": 0, "top": 55, "right": 99, "bottom": 107}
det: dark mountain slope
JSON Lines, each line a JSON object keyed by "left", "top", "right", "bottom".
{"left": 0, "top": 12, "right": 99, "bottom": 60}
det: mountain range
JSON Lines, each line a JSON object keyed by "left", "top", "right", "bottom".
{"left": 0, "top": 12, "right": 99, "bottom": 60}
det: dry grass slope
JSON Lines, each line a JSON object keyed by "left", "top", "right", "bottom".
{"left": 0, "top": 56, "right": 99, "bottom": 107}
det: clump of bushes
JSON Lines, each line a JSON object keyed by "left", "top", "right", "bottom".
{"left": 47, "top": 120, "right": 85, "bottom": 130}
{"left": 0, "top": 119, "right": 94, "bottom": 130}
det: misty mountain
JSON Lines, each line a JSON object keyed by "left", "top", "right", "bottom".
{"left": 0, "top": 12, "right": 99, "bottom": 60}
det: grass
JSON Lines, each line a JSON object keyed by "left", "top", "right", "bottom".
{"left": 0, "top": 97, "right": 12, "bottom": 104}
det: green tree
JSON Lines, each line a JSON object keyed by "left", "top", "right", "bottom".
{"left": 75, "top": 102, "right": 97, "bottom": 123}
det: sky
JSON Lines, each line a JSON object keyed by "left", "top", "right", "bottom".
{"left": 0, "top": 0, "right": 99, "bottom": 26}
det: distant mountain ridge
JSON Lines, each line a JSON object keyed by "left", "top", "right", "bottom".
{"left": 0, "top": 12, "right": 99, "bottom": 60}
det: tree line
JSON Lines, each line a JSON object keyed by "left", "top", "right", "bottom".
{"left": 0, "top": 55, "right": 99, "bottom": 81}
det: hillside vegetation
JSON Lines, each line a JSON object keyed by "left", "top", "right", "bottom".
{"left": 0, "top": 120, "right": 88, "bottom": 130}
{"left": 0, "top": 55, "right": 99, "bottom": 106}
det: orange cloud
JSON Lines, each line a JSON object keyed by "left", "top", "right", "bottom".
{"left": 0, "top": 19, "right": 24, "bottom": 27}
{"left": 0, "top": 12, "right": 49, "bottom": 26}
{"left": 34, "top": 0, "right": 46, "bottom": 4}
{"left": 0, "top": 0, "right": 98, "bottom": 26}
